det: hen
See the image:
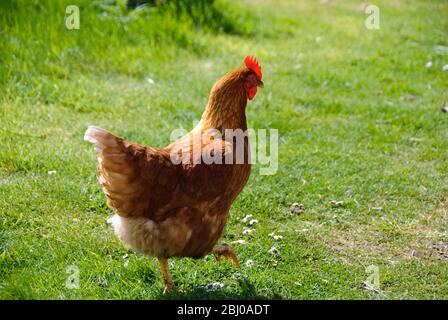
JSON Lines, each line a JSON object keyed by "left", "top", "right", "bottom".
{"left": 84, "top": 56, "right": 263, "bottom": 292}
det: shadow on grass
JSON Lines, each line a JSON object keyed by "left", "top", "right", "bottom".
{"left": 155, "top": 278, "right": 283, "bottom": 300}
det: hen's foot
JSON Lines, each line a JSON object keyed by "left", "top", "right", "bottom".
{"left": 163, "top": 281, "right": 174, "bottom": 294}
{"left": 212, "top": 244, "right": 239, "bottom": 267}
{"left": 158, "top": 258, "right": 175, "bottom": 293}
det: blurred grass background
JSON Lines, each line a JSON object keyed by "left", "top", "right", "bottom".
{"left": 0, "top": 0, "right": 447, "bottom": 299}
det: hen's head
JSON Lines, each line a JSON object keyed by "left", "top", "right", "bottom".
{"left": 242, "top": 56, "right": 263, "bottom": 100}
{"left": 210, "top": 56, "right": 263, "bottom": 103}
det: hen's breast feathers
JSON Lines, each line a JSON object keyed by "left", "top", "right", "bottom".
{"left": 84, "top": 126, "right": 250, "bottom": 221}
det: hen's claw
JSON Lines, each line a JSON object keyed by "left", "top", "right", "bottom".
{"left": 212, "top": 244, "right": 239, "bottom": 267}
{"left": 163, "top": 281, "right": 175, "bottom": 294}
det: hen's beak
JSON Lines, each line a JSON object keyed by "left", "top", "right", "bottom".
{"left": 258, "top": 80, "right": 264, "bottom": 88}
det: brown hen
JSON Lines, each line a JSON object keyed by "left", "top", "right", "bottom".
{"left": 84, "top": 56, "right": 263, "bottom": 292}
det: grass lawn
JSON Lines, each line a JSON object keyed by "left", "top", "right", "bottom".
{"left": 1, "top": 0, "right": 447, "bottom": 299}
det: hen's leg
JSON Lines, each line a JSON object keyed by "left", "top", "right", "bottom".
{"left": 158, "top": 258, "right": 174, "bottom": 293}
{"left": 212, "top": 244, "right": 239, "bottom": 267}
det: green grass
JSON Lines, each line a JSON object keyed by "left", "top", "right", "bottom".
{"left": 1, "top": 0, "right": 448, "bottom": 299}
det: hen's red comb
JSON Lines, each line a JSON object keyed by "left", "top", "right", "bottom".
{"left": 244, "top": 56, "right": 262, "bottom": 80}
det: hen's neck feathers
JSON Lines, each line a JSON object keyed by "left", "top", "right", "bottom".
{"left": 197, "top": 68, "right": 248, "bottom": 132}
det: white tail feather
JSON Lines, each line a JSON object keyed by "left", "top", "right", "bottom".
{"left": 84, "top": 126, "right": 117, "bottom": 152}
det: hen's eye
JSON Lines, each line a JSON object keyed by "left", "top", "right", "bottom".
{"left": 245, "top": 73, "right": 256, "bottom": 83}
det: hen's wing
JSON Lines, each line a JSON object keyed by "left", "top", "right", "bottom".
{"left": 173, "top": 134, "right": 245, "bottom": 202}
{"left": 84, "top": 126, "right": 242, "bottom": 219}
